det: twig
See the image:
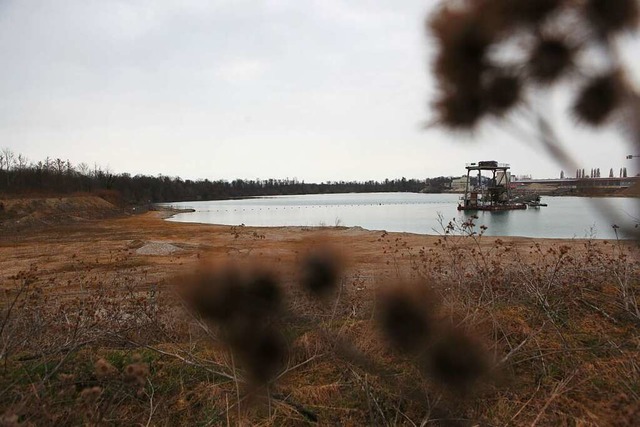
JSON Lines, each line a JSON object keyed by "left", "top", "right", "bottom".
{"left": 145, "top": 378, "right": 156, "bottom": 427}
{"left": 531, "top": 372, "right": 576, "bottom": 427}
{"left": 120, "top": 337, "right": 235, "bottom": 381}
{"left": 230, "top": 351, "right": 241, "bottom": 423}
{"left": 350, "top": 368, "right": 387, "bottom": 425}
{"left": 507, "top": 380, "right": 542, "bottom": 425}
{"left": 275, "top": 353, "right": 323, "bottom": 382}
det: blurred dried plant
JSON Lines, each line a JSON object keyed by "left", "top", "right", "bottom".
{"left": 429, "top": 0, "right": 639, "bottom": 129}
{"left": 180, "top": 261, "right": 287, "bottom": 385}
{"left": 299, "top": 245, "right": 343, "bottom": 298}
{"left": 428, "top": 0, "right": 640, "bottom": 237}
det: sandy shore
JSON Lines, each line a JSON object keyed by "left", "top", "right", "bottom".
{"left": 0, "top": 209, "right": 606, "bottom": 291}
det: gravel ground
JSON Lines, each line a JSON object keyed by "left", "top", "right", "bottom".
{"left": 135, "top": 242, "right": 182, "bottom": 255}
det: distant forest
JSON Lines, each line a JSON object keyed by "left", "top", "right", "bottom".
{"left": 0, "top": 149, "right": 453, "bottom": 204}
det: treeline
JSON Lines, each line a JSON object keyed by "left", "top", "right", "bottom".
{"left": 0, "top": 149, "right": 453, "bottom": 204}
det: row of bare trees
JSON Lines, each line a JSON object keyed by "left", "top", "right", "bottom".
{"left": 0, "top": 148, "right": 453, "bottom": 204}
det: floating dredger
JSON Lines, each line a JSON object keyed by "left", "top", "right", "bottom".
{"left": 458, "top": 161, "right": 528, "bottom": 211}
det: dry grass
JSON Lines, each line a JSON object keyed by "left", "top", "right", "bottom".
{"left": 1, "top": 210, "right": 638, "bottom": 425}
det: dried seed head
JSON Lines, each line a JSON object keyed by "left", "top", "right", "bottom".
{"left": 378, "top": 291, "right": 433, "bottom": 353}
{"left": 503, "top": 0, "right": 564, "bottom": 25}
{"left": 123, "top": 363, "right": 149, "bottom": 388}
{"left": 244, "top": 270, "right": 282, "bottom": 317}
{"left": 585, "top": 0, "right": 639, "bottom": 36}
{"left": 434, "top": 89, "right": 484, "bottom": 129}
{"left": 79, "top": 386, "right": 102, "bottom": 405}
{"left": 236, "top": 327, "right": 287, "bottom": 384}
{"left": 484, "top": 72, "right": 521, "bottom": 114}
{"left": 180, "top": 262, "right": 287, "bottom": 385}
{"left": 430, "top": 6, "right": 494, "bottom": 91}
{"left": 377, "top": 283, "right": 438, "bottom": 354}
{"left": 428, "top": 331, "right": 488, "bottom": 389}
{"left": 185, "top": 269, "right": 244, "bottom": 322}
{"left": 573, "top": 72, "right": 623, "bottom": 126}
{"left": 0, "top": 413, "right": 19, "bottom": 427}
{"left": 300, "top": 248, "right": 342, "bottom": 297}
{"left": 94, "top": 358, "right": 117, "bottom": 379}
{"left": 182, "top": 263, "right": 282, "bottom": 323}
{"left": 528, "top": 37, "right": 574, "bottom": 83}
{"left": 58, "top": 373, "right": 76, "bottom": 385}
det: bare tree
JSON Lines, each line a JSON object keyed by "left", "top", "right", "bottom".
{"left": 77, "top": 162, "right": 90, "bottom": 176}
{"left": 16, "top": 154, "right": 29, "bottom": 170}
{"left": 1, "top": 147, "right": 15, "bottom": 171}
{"left": 54, "top": 158, "right": 66, "bottom": 175}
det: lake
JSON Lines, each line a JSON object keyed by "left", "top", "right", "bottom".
{"left": 161, "top": 193, "right": 639, "bottom": 239}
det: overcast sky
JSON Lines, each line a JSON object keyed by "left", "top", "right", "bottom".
{"left": 1, "top": 0, "right": 638, "bottom": 182}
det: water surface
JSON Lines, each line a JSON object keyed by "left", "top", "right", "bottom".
{"left": 162, "top": 193, "right": 639, "bottom": 239}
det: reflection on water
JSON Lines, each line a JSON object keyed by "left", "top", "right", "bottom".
{"left": 162, "top": 193, "right": 639, "bottom": 239}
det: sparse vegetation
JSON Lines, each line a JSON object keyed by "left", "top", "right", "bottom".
{"left": 1, "top": 211, "right": 638, "bottom": 425}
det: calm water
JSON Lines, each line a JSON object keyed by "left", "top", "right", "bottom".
{"left": 162, "top": 193, "right": 639, "bottom": 239}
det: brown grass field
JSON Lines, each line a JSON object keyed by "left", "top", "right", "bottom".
{"left": 1, "top": 197, "right": 639, "bottom": 425}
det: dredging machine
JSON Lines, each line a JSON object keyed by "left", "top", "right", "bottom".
{"left": 457, "top": 161, "right": 528, "bottom": 211}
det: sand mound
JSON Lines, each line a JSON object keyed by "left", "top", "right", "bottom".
{"left": 135, "top": 242, "right": 182, "bottom": 256}
{"left": 0, "top": 196, "right": 121, "bottom": 230}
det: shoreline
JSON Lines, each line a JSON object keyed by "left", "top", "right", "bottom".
{"left": 158, "top": 199, "right": 639, "bottom": 241}
{"left": 149, "top": 205, "right": 196, "bottom": 219}
{"left": 161, "top": 218, "right": 634, "bottom": 241}
{"left": 3, "top": 210, "right": 627, "bottom": 296}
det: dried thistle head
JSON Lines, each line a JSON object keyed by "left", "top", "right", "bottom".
{"left": 528, "top": 36, "right": 575, "bottom": 83}
{"left": 235, "top": 327, "right": 287, "bottom": 384}
{"left": 430, "top": 5, "right": 496, "bottom": 91}
{"left": 584, "top": 0, "right": 640, "bottom": 36}
{"left": 300, "top": 247, "right": 342, "bottom": 297}
{"left": 0, "top": 413, "right": 19, "bottom": 427}
{"left": 180, "top": 261, "right": 288, "bottom": 385}
{"left": 573, "top": 71, "right": 624, "bottom": 126}
{"left": 244, "top": 269, "right": 282, "bottom": 317}
{"left": 427, "top": 330, "right": 489, "bottom": 389}
{"left": 180, "top": 262, "right": 282, "bottom": 323}
{"left": 79, "top": 386, "right": 102, "bottom": 405}
{"left": 484, "top": 71, "right": 522, "bottom": 115}
{"left": 433, "top": 89, "right": 485, "bottom": 129}
{"left": 500, "top": 0, "right": 565, "bottom": 26}
{"left": 377, "top": 283, "right": 438, "bottom": 354}
{"left": 123, "top": 363, "right": 149, "bottom": 389}
{"left": 94, "top": 358, "right": 117, "bottom": 379}
{"left": 182, "top": 267, "right": 244, "bottom": 322}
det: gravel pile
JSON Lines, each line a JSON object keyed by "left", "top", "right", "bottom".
{"left": 135, "top": 242, "right": 182, "bottom": 256}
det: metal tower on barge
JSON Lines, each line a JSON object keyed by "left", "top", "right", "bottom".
{"left": 458, "top": 161, "right": 527, "bottom": 211}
